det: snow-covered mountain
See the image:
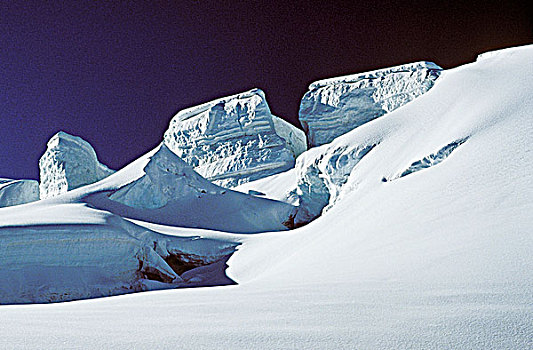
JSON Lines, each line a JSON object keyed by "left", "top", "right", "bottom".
{"left": 39, "top": 131, "right": 114, "bottom": 199}
{"left": 1, "top": 45, "right": 532, "bottom": 348}
{"left": 300, "top": 61, "right": 442, "bottom": 147}
{"left": 164, "top": 88, "right": 305, "bottom": 188}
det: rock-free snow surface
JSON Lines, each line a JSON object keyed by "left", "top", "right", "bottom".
{"left": 1, "top": 45, "right": 533, "bottom": 348}
{"left": 300, "top": 61, "right": 442, "bottom": 147}
{"left": 163, "top": 89, "right": 298, "bottom": 187}
{"left": 0, "top": 201, "right": 239, "bottom": 304}
{"left": 85, "top": 144, "right": 295, "bottom": 233}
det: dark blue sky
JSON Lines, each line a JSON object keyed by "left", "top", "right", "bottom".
{"left": 1, "top": 1, "right": 531, "bottom": 180}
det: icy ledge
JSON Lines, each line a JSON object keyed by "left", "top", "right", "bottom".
{"left": 39, "top": 132, "right": 114, "bottom": 199}
{"left": 299, "top": 61, "right": 442, "bottom": 147}
{"left": 163, "top": 89, "right": 305, "bottom": 188}
{"left": 0, "top": 209, "right": 239, "bottom": 304}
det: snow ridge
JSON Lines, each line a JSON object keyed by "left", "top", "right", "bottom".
{"left": 83, "top": 144, "right": 296, "bottom": 233}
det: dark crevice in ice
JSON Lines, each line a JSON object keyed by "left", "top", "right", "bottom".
{"left": 383, "top": 138, "right": 468, "bottom": 182}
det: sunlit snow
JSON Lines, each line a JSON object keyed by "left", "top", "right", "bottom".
{"left": 1, "top": 45, "right": 532, "bottom": 349}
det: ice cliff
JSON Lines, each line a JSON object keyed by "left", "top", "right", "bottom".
{"left": 288, "top": 142, "right": 377, "bottom": 225}
{"left": 299, "top": 61, "right": 442, "bottom": 147}
{"left": 164, "top": 89, "right": 305, "bottom": 188}
{"left": 271, "top": 115, "right": 307, "bottom": 158}
{"left": 0, "top": 179, "right": 39, "bottom": 207}
{"left": 39, "top": 132, "right": 114, "bottom": 199}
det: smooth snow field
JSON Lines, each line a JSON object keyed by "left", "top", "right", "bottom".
{"left": 1, "top": 45, "right": 532, "bottom": 348}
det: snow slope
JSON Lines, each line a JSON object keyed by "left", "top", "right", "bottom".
{"left": 233, "top": 168, "right": 298, "bottom": 203}
{"left": 84, "top": 144, "right": 295, "bottom": 233}
{"left": 0, "top": 45, "right": 532, "bottom": 348}
{"left": 0, "top": 178, "right": 39, "bottom": 207}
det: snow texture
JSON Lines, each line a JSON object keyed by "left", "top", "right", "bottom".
{"left": 0, "top": 203, "right": 238, "bottom": 304}
{"left": 384, "top": 138, "right": 468, "bottom": 181}
{"left": 39, "top": 132, "right": 114, "bottom": 199}
{"left": 1, "top": 45, "right": 533, "bottom": 349}
{"left": 86, "top": 144, "right": 295, "bottom": 233}
{"left": 163, "top": 89, "right": 297, "bottom": 187}
{"left": 233, "top": 168, "right": 299, "bottom": 204}
{"left": 300, "top": 61, "right": 442, "bottom": 147}
{"left": 271, "top": 115, "right": 307, "bottom": 158}
{"left": 0, "top": 178, "right": 39, "bottom": 207}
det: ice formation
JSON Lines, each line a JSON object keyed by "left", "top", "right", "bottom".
{"left": 39, "top": 132, "right": 114, "bottom": 199}
{"left": 0, "top": 179, "right": 39, "bottom": 207}
{"left": 1, "top": 45, "right": 533, "bottom": 349}
{"left": 0, "top": 203, "right": 238, "bottom": 304}
{"left": 271, "top": 115, "right": 307, "bottom": 158}
{"left": 288, "top": 142, "right": 377, "bottom": 225}
{"left": 299, "top": 61, "right": 442, "bottom": 147}
{"left": 163, "top": 89, "right": 301, "bottom": 187}
{"left": 85, "top": 144, "right": 296, "bottom": 233}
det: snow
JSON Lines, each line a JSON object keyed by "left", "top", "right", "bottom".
{"left": 385, "top": 138, "right": 467, "bottom": 181}
{"left": 1, "top": 45, "right": 533, "bottom": 348}
{"left": 233, "top": 168, "right": 298, "bottom": 203}
{"left": 271, "top": 115, "right": 307, "bottom": 158}
{"left": 0, "top": 202, "right": 239, "bottom": 304}
{"left": 163, "top": 89, "right": 299, "bottom": 188}
{"left": 300, "top": 61, "right": 442, "bottom": 147}
{"left": 84, "top": 144, "right": 296, "bottom": 233}
{"left": 39, "top": 131, "right": 114, "bottom": 199}
{"left": 0, "top": 178, "right": 39, "bottom": 207}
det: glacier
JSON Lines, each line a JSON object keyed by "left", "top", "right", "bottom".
{"left": 299, "top": 61, "right": 442, "bottom": 147}
{"left": 163, "top": 88, "right": 303, "bottom": 188}
{"left": 1, "top": 45, "right": 532, "bottom": 349}
{"left": 0, "top": 178, "right": 39, "bottom": 207}
{"left": 288, "top": 142, "right": 378, "bottom": 225}
{"left": 39, "top": 131, "right": 114, "bottom": 199}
